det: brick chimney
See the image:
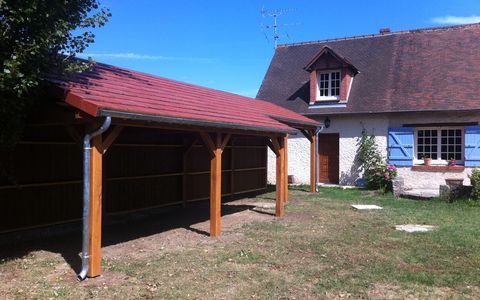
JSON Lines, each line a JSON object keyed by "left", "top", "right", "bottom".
{"left": 379, "top": 28, "right": 391, "bottom": 34}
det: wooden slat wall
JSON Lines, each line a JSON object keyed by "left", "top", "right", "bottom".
{"left": 0, "top": 126, "right": 267, "bottom": 232}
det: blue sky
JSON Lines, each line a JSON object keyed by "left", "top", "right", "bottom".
{"left": 79, "top": 0, "right": 480, "bottom": 98}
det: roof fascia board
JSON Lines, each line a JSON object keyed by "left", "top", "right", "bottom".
{"left": 98, "top": 109, "right": 298, "bottom": 135}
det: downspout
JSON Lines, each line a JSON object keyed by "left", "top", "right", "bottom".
{"left": 78, "top": 117, "right": 112, "bottom": 281}
{"left": 315, "top": 125, "right": 325, "bottom": 192}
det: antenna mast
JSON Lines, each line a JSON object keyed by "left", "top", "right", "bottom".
{"left": 261, "top": 7, "right": 298, "bottom": 49}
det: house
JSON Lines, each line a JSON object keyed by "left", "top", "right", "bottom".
{"left": 0, "top": 61, "right": 320, "bottom": 278}
{"left": 257, "top": 23, "right": 480, "bottom": 192}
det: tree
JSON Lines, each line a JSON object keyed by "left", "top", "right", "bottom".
{"left": 0, "top": 0, "right": 111, "bottom": 149}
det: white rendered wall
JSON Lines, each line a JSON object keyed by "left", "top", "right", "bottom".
{"left": 270, "top": 111, "right": 480, "bottom": 189}
{"left": 268, "top": 114, "right": 389, "bottom": 185}
{"left": 267, "top": 136, "right": 311, "bottom": 184}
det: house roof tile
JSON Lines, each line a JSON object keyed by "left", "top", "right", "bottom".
{"left": 256, "top": 23, "right": 480, "bottom": 115}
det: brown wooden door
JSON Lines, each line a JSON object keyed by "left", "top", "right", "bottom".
{"left": 318, "top": 134, "right": 339, "bottom": 184}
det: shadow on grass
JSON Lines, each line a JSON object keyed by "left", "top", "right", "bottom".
{"left": 0, "top": 196, "right": 267, "bottom": 275}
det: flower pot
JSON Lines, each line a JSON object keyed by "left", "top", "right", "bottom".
{"left": 424, "top": 158, "right": 432, "bottom": 166}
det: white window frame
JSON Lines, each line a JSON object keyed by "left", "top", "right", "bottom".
{"left": 316, "top": 70, "right": 341, "bottom": 101}
{"left": 413, "top": 127, "right": 464, "bottom": 165}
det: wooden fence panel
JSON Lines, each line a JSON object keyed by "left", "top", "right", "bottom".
{"left": 0, "top": 125, "right": 268, "bottom": 233}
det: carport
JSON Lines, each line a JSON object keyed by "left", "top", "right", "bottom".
{"left": 2, "top": 62, "right": 321, "bottom": 279}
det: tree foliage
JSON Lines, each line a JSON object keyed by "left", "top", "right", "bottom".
{"left": 0, "top": 0, "right": 111, "bottom": 149}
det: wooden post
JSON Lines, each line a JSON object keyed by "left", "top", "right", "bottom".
{"left": 275, "top": 136, "right": 285, "bottom": 217}
{"left": 200, "top": 132, "right": 230, "bottom": 237}
{"left": 88, "top": 135, "right": 103, "bottom": 277}
{"left": 210, "top": 141, "right": 222, "bottom": 236}
{"left": 284, "top": 135, "right": 289, "bottom": 203}
{"left": 310, "top": 131, "right": 317, "bottom": 193}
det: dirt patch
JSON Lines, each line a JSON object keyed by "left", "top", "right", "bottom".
{"left": 104, "top": 199, "right": 276, "bottom": 260}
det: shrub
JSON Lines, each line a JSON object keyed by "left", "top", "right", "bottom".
{"left": 358, "top": 130, "right": 397, "bottom": 192}
{"left": 470, "top": 168, "right": 480, "bottom": 200}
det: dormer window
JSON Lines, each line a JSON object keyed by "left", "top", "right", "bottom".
{"left": 318, "top": 70, "right": 341, "bottom": 100}
{"left": 304, "top": 46, "right": 359, "bottom": 105}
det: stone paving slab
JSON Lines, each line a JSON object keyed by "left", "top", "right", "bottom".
{"left": 395, "top": 224, "right": 437, "bottom": 232}
{"left": 351, "top": 204, "right": 383, "bottom": 210}
{"left": 401, "top": 189, "right": 439, "bottom": 200}
{"left": 253, "top": 202, "right": 276, "bottom": 209}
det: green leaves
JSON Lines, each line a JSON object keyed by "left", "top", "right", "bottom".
{"left": 0, "top": 0, "right": 111, "bottom": 149}
{"left": 0, "top": 0, "right": 111, "bottom": 98}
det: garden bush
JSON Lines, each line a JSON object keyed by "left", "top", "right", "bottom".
{"left": 469, "top": 168, "right": 480, "bottom": 200}
{"left": 358, "top": 130, "right": 397, "bottom": 192}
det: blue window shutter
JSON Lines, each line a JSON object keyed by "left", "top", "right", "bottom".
{"left": 464, "top": 125, "right": 480, "bottom": 167}
{"left": 388, "top": 127, "right": 414, "bottom": 166}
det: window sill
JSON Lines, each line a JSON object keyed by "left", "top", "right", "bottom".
{"left": 411, "top": 165, "right": 465, "bottom": 172}
{"left": 316, "top": 97, "right": 340, "bottom": 102}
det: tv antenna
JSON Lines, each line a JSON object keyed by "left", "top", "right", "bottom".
{"left": 260, "top": 7, "right": 299, "bottom": 49}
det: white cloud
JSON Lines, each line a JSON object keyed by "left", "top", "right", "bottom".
{"left": 431, "top": 15, "right": 480, "bottom": 25}
{"left": 77, "top": 52, "right": 214, "bottom": 63}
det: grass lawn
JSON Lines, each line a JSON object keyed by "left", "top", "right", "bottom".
{"left": 1, "top": 187, "right": 480, "bottom": 299}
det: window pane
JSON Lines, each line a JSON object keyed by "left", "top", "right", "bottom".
{"left": 432, "top": 153, "right": 438, "bottom": 159}
{"left": 441, "top": 153, "right": 447, "bottom": 160}
{"left": 330, "top": 71, "right": 340, "bottom": 96}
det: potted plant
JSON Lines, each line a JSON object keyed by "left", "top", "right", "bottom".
{"left": 448, "top": 157, "right": 456, "bottom": 166}
{"left": 423, "top": 155, "right": 432, "bottom": 166}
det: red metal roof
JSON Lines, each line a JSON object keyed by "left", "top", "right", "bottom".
{"left": 48, "top": 62, "right": 319, "bottom": 133}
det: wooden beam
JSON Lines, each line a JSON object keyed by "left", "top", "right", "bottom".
{"left": 220, "top": 133, "right": 231, "bottom": 151}
{"left": 269, "top": 136, "right": 281, "bottom": 157}
{"left": 266, "top": 139, "right": 279, "bottom": 157}
{"left": 284, "top": 135, "right": 289, "bottom": 203}
{"left": 276, "top": 136, "right": 285, "bottom": 217}
{"left": 102, "top": 126, "right": 124, "bottom": 154}
{"left": 210, "top": 141, "right": 222, "bottom": 236}
{"left": 300, "top": 129, "right": 313, "bottom": 143}
{"left": 310, "top": 130, "right": 317, "bottom": 193}
{"left": 108, "top": 118, "right": 290, "bottom": 138}
{"left": 88, "top": 135, "right": 103, "bottom": 277}
{"left": 199, "top": 131, "right": 215, "bottom": 156}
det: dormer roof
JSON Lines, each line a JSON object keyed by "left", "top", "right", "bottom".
{"left": 303, "top": 46, "right": 359, "bottom": 74}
